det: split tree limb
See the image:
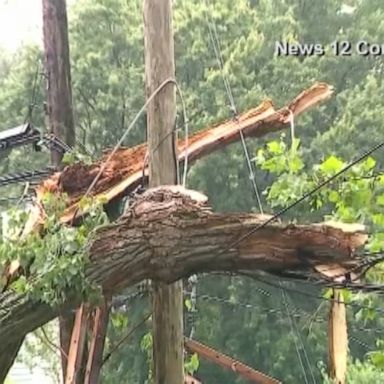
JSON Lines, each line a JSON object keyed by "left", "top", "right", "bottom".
{"left": 184, "top": 337, "right": 281, "bottom": 384}
{"left": 84, "top": 297, "right": 110, "bottom": 384}
{"left": 0, "top": 82, "right": 337, "bottom": 375}
{"left": 65, "top": 304, "right": 89, "bottom": 384}
{"left": 35, "top": 82, "right": 334, "bottom": 223}
{"left": 3, "top": 82, "right": 334, "bottom": 284}
{"left": 0, "top": 187, "right": 367, "bottom": 358}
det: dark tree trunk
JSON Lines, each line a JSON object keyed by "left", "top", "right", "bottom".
{"left": 42, "top": 0, "right": 76, "bottom": 380}
{"left": 43, "top": 0, "right": 75, "bottom": 166}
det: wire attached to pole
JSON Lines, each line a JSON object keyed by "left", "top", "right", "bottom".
{"left": 203, "top": 0, "right": 264, "bottom": 214}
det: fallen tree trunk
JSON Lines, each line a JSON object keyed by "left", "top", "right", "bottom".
{"left": 0, "top": 187, "right": 367, "bottom": 370}
{"left": 0, "top": 82, "right": 337, "bottom": 376}
{"left": 0, "top": 337, "right": 24, "bottom": 383}
{"left": 3, "top": 82, "right": 335, "bottom": 287}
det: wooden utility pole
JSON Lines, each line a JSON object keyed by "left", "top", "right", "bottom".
{"left": 144, "top": 1, "right": 184, "bottom": 383}
{"left": 42, "top": 0, "right": 77, "bottom": 380}
{"left": 328, "top": 289, "right": 348, "bottom": 384}
{"left": 43, "top": 0, "right": 75, "bottom": 168}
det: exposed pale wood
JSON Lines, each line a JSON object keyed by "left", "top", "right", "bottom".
{"left": 59, "top": 313, "right": 75, "bottom": 379}
{"left": 1, "top": 83, "right": 334, "bottom": 289}
{"left": 0, "top": 186, "right": 367, "bottom": 365}
{"left": 184, "top": 374, "right": 202, "bottom": 384}
{"left": 32, "top": 82, "right": 333, "bottom": 224}
{"left": 65, "top": 304, "right": 89, "bottom": 384}
{"left": 184, "top": 337, "right": 281, "bottom": 384}
{"left": 328, "top": 289, "right": 347, "bottom": 384}
{"left": 0, "top": 80, "right": 339, "bottom": 378}
{"left": 84, "top": 298, "right": 110, "bottom": 384}
{"left": 144, "top": 0, "right": 184, "bottom": 383}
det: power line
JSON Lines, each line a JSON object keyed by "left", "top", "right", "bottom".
{"left": 70, "top": 77, "right": 189, "bottom": 224}
{"left": 324, "top": 281, "right": 384, "bottom": 294}
{"left": 250, "top": 274, "right": 384, "bottom": 315}
{"left": 0, "top": 195, "right": 32, "bottom": 203}
{"left": 24, "top": 60, "right": 42, "bottom": 125}
{"left": 211, "top": 271, "right": 384, "bottom": 320}
{"left": 280, "top": 286, "right": 311, "bottom": 384}
{"left": 105, "top": 285, "right": 383, "bottom": 352}
{"left": 349, "top": 335, "right": 371, "bottom": 351}
{"left": 285, "top": 253, "right": 384, "bottom": 285}
{"left": 284, "top": 288, "right": 317, "bottom": 384}
{"left": 0, "top": 167, "right": 55, "bottom": 187}
{"left": 101, "top": 312, "right": 152, "bottom": 366}
{"left": 224, "top": 138, "right": 384, "bottom": 251}
{"left": 173, "top": 80, "right": 190, "bottom": 187}
{"left": 203, "top": 0, "right": 264, "bottom": 214}
{"left": 193, "top": 288, "right": 384, "bottom": 335}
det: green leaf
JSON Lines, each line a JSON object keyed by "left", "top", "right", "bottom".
{"left": 289, "top": 156, "right": 304, "bottom": 173}
{"left": 267, "top": 140, "right": 283, "bottom": 155}
{"left": 185, "top": 353, "right": 200, "bottom": 375}
{"left": 319, "top": 155, "right": 345, "bottom": 175}
{"left": 185, "top": 298, "right": 192, "bottom": 311}
{"left": 111, "top": 312, "right": 128, "bottom": 329}
{"left": 328, "top": 190, "right": 340, "bottom": 203}
{"left": 370, "top": 351, "right": 384, "bottom": 369}
{"left": 323, "top": 288, "right": 333, "bottom": 299}
{"left": 376, "top": 194, "right": 384, "bottom": 207}
{"left": 363, "top": 157, "right": 376, "bottom": 171}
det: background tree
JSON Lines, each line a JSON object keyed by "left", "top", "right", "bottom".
{"left": 1, "top": 0, "right": 384, "bottom": 383}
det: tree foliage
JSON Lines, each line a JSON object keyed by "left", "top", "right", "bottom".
{"left": 1, "top": 0, "right": 384, "bottom": 383}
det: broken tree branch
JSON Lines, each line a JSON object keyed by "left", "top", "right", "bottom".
{"left": 3, "top": 82, "right": 334, "bottom": 284}
{"left": 35, "top": 82, "right": 333, "bottom": 223}
{"left": 0, "top": 82, "right": 336, "bottom": 375}
{"left": 184, "top": 337, "right": 281, "bottom": 384}
{"left": 0, "top": 187, "right": 367, "bottom": 361}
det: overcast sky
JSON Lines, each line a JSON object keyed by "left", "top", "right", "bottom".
{"left": 0, "top": 0, "right": 76, "bottom": 52}
{"left": 0, "top": 0, "right": 42, "bottom": 51}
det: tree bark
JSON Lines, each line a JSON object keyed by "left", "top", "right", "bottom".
{"left": 42, "top": 0, "right": 76, "bottom": 379}
{"left": 43, "top": 0, "right": 75, "bottom": 166}
{"left": 0, "top": 186, "right": 367, "bottom": 375}
{"left": 0, "top": 337, "right": 24, "bottom": 384}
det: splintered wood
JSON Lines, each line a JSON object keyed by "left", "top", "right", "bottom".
{"left": 1, "top": 82, "right": 335, "bottom": 291}
{"left": 35, "top": 82, "right": 334, "bottom": 223}
{"left": 184, "top": 337, "right": 281, "bottom": 384}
